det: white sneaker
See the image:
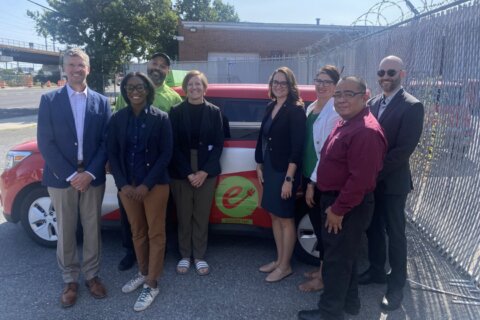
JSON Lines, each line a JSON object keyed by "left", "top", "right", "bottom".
{"left": 133, "top": 284, "right": 159, "bottom": 312}
{"left": 121, "top": 272, "right": 146, "bottom": 293}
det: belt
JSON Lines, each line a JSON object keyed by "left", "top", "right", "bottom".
{"left": 77, "top": 161, "right": 85, "bottom": 173}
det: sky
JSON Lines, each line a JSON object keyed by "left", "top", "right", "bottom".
{"left": 0, "top": 0, "right": 406, "bottom": 47}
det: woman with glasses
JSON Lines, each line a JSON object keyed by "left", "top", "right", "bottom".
{"left": 108, "top": 72, "right": 173, "bottom": 311}
{"left": 255, "top": 67, "right": 306, "bottom": 282}
{"left": 169, "top": 70, "right": 224, "bottom": 277}
{"left": 299, "top": 65, "right": 341, "bottom": 292}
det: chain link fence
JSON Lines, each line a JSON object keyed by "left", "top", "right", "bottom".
{"left": 126, "top": 0, "right": 480, "bottom": 285}
{"left": 314, "top": 0, "right": 480, "bottom": 285}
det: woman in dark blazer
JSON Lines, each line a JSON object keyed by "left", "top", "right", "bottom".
{"left": 169, "top": 70, "right": 224, "bottom": 276}
{"left": 108, "top": 72, "right": 172, "bottom": 312}
{"left": 255, "top": 67, "right": 306, "bottom": 282}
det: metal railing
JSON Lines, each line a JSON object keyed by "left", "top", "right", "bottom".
{"left": 0, "top": 37, "right": 60, "bottom": 52}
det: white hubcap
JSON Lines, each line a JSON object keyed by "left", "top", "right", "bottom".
{"left": 27, "top": 196, "right": 58, "bottom": 242}
{"left": 297, "top": 214, "right": 320, "bottom": 258}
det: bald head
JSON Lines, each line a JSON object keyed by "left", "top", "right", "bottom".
{"left": 379, "top": 55, "right": 404, "bottom": 70}
{"left": 378, "top": 55, "right": 405, "bottom": 95}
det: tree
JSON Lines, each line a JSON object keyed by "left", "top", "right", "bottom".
{"left": 175, "top": 0, "right": 239, "bottom": 22}
{"left": 28, "top": 0, "right": 178, "bottom": 93}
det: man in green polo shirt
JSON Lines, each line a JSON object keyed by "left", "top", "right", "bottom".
{"left": 115, "top": 52, "right": 182, "bottom": 112}
{"left": 115, "top": 52, "right": 182, "bottom": 272}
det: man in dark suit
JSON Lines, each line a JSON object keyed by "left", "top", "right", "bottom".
{"left": 37, "top": 48, "right": 111, "bottom": 308}
{"left": 359, "top": 55, "right": 424, "bottom": 311}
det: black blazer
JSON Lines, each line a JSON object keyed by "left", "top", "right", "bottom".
{"left": 107, "top": 106, "right": 173, "bottom": 190}
{"left": 255, "top": 101, "right": 306, "bottom": 172}
{"left": 368, "top": 88, "right": 424, "bottom": 194}
{"left": 169, "top": 99, "right": 224, "bottom": 179}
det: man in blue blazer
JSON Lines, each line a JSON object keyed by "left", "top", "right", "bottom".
{"left": 359, "top": 55, "right": 424, "bottom": 311}
{"left": 37, "top": 48, "right": 111, "bottom": 308}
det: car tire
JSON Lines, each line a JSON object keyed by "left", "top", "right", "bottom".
{"left": 20, "top": 186, "right": 58, "bottom": 248}
{"left": 294, "top": 209, "right": 321, "bottom": 266}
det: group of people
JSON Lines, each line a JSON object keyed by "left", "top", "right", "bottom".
{"left": 251, "top": 57, "right": 423, "bottom": 320}
{"left": 37, "top": 48, "right": 224, "bottom": 312}
{"left": 37, "top": 46, "right": 424, "bottom": 318}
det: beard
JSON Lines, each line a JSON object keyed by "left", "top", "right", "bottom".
{"left": 379, "top": 76, "right": 401, "bottom": 94}
{"left": 148, "top": 69, "right": 166, "bottom": 85}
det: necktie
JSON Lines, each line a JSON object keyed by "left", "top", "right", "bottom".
{"left": 378, "top": 97, "right": 387, "bottom": 118}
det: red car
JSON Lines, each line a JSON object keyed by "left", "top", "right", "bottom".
{"left": 0, "top": 83, "right": 319, "bottom": 264}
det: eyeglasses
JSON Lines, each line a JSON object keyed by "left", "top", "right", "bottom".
{"left": 333, "top": 91, "right": 365, "bottom": 99}
{"left": 125, "top": 84, "right": 146, "bottom": 93}
{"left": 272, "top": 80, "right": 288, "bottom": 87}
{"left": 314, "top": 79, "right": 335, "bottom": 86}
{"left": 377, "top": 69, "right": 400, "bottom": 77}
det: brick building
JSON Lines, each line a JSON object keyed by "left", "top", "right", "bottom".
{"left": 177, "top": 21, "right": 371, "bottom": 62}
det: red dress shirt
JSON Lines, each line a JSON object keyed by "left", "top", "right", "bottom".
{"left": 316, "top": 107, "right": 387, "bottom": 215}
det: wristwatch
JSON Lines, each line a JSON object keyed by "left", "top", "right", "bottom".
{"left": 285, "top": 176, "right": 294, "bottom": 182}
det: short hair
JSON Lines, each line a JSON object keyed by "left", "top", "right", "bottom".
{"left": 268, "top": 66, "right": 303, "bottom": 107}
{"left": 316, "top": 65, "right": 340, "bottom": 84}
{"left": 338, "top": 76, "right": 367, "bottom": 93}
{"left": 182, "top": 70, "right": 208, "bottom": 94}
{"left": 63, "top": 48, "right": 90, "bottom": 67}
{"left": 120, "top": 72, "right": 155, "bottom": 107}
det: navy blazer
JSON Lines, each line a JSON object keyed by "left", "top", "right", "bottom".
{"left": 107, "top": 106, "right": 173, "bottom": 190}
{"left": 169, "top": 99, "right": 224, "bottom": 179}
{"left": 368, "top": 88, "right": 424, "bottom": 194}
{"left": 37, "top": 86, "right": 111, "bottom": 188}
{"left": 255, "top": 101, "right": 306, "bottom": 172}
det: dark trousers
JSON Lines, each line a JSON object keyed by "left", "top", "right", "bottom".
{"left": 366, "top": 190, "right": 408, "bottom": 291}
{"left": 118, "top": 194, "right": 134, "bottom": 255}
{"left": 318, "top": 193, "right": 374, "bottom": 320}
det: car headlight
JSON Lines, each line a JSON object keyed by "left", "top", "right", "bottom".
{"left": 5, "top": 151, "right": 32, "bottom": 169}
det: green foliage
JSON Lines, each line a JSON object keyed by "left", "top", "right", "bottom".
{"left": 175, "top": 0, "right": 239, "bottom": 22}
{"left": 28, "top": 0, "right": 178, "bottom": 93}
{"left": 28, "top": 0, "right": 240, "bottom": 92}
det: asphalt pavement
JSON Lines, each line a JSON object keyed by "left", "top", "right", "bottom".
{"left": 0, "top": 88, "right": 479, "bottom": 319}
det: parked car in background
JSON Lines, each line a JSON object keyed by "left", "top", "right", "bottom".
{"left": 0, "top": 83, "right": 320, "bottom": 264}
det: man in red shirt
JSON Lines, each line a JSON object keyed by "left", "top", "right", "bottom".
{"left": 298, "top": 76, "right": 387, "bottom": 320}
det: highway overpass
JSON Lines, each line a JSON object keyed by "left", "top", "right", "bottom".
{"left": 0, "top": 38, "right": 60, "bottom": 65}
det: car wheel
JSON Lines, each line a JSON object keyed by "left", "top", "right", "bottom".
{"left": 294, "top": 211, "right": 321, "bottom": 265}
{"left": 20, "top": 187, "right": 58, "bottom": 248}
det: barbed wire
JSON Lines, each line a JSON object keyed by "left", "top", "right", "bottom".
{"left": 352, "top": 0, "right": 463, "bottom": 26}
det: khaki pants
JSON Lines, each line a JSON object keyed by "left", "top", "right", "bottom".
{"left": 119, "top": 184, "right": 169, "bottom": 283}
{"left": 48, "top": 184, "right": 105, "bottom": 283}
{"left": 171, "top": 149, "right": 216, "bottom": 259}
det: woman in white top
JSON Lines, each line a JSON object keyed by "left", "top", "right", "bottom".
{"left": 299, "top": 65, "right": 341, "bottom": 292}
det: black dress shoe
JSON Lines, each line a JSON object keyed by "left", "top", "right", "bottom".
{"left": 380, "top": 289, "right": 403, "bottom": 311}
{"left": 118, "top": 253, "right": 136, "bottom": 271}
{"left": 358, "top": 269, "right": 387, "bottom": 285}
{"left": 298, "top": 309, "right": 322, "bottom": 320}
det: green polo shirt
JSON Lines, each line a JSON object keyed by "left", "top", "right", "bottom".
{"left": 115, "top": 83, "right": 183, "bottom": 112}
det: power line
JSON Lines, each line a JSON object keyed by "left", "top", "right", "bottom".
{"left": 26, "top": 0, "right": 58, "bottom": 13}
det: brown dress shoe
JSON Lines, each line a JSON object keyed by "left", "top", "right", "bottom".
{"left": 85, "top": 277, "right": 107, "bottom": 299}
{"left": 61, "top": 282, "right": 79, "bottom": 308}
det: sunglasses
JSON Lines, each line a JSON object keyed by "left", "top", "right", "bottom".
{"left": 377, "top": 69, "right": 400, "bottom": 77}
